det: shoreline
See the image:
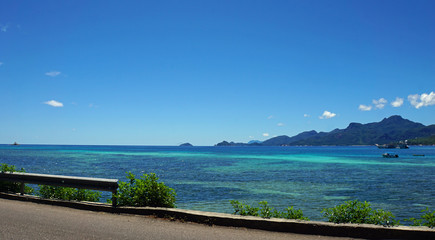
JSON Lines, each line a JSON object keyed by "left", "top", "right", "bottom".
{"left": 1, "top": 193, "right": 434, "bottom": 240}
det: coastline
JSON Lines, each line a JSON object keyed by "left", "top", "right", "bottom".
{"left": 1, "top": 145, "right": 434, "bottom": 222}
{"left": 1, "top": 193, "right": 434, "bottom": 240}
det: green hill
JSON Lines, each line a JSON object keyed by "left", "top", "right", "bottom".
{"left": 292, "top": 115, "right": 430, "bottom": 145}
{"left": 216, "top": 115, "right": 435, "bottom": 146}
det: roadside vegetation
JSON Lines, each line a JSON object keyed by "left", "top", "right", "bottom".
{"left": 230, "top": 200, "right": 309, "bottom": 220}
{"left": 113, "top": 172, "right": 176, "bottom": 208}
{"left": 322, "top": 200, "right": 398, "bottom": 226}
{"left": 405, "top": 208, "right": 435, "bottom": 228}
{"left": 38, "top": 185, "right": 101, "bottom": 202}
{"left": 1, "top": 164, "right": 176, "bottom": 207}
{"left": 0, "top": 163, "right": 34, "bottom": 194}
{"left": 1, "top": 163, "right": 434, "bottom": 227}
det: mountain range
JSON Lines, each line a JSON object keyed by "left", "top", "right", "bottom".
{"left": 215, "top": 115, "right": 435, "bottom": 146}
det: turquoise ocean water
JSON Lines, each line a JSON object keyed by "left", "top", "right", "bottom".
{"left": 1, "top": 145, "right": 434, "bottom": 221}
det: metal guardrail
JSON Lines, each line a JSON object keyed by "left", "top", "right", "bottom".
{"left": 0, "top": 172, "right": 119, "bottom": 207}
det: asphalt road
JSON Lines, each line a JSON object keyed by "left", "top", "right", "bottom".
{"left": 0, "top": 198, "right": 364, "bottom": 240}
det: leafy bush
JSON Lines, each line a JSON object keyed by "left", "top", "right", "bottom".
{"left": 405, "top": 208, "right": 435, "bottom": 228}
{"left": 322, "top": 200, "right": 398, "bottom": 226}
{"left": 38, "top": 185, "right": 101, "bottom": 202}
{"left": 279, "top": 206, "right": 309, "bottom": 220}
{"left": 230, "top": 200, "right": 309, "bottom": 220}
{"left": 0, "top": 163, "right": 34, "bottom": 194}
{"left": 115, "top": 172, "right": 176, "bottom": 208}
{"left": 259, "top": 201, "right": 274, "bottom": 218}
{"left": 230, "top": 200, "right": 260, "bottom": 216}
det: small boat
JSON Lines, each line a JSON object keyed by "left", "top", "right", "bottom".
{"left": 12, "top": 142, "right": 19, "bottom": 146}
{"left": 383, "top": 153, "right": 399, "bottom": 158}
{"left": 376, "top": 144, "right": 396, "bottom": 149}
{"left": 376, "top": 142, "right": 409, "bottom": 149}
{"left": 398, "top": 143, "right": 409, "bottom": 149}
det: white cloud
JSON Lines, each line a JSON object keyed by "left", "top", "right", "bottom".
{"left": 359, "top": 104, "right": 372, "bottom": 111}
{"left": 408, "top": 92, "right": 435, "bottom": 109}
{"left": 262, "top": 133, "right": 269, "bottom": 137}
{"left": 267, "top": 115, "right": 274, "bottom": 119}
{"left": 44, "top": 100, "right": 63, "bottom": 107}
{"left": 304, "top": 114, "right": 310, "bottom": 117}
{"left": 319, "top": 111, "right": 336, "bottom": 119}
{"left": 391, "top": 97, "right": 404, "bottom": 107}
{"left": 372, "top": 98, "right": 387, "bottom": 109}
{"left": 408, "top": 94, "right": 419, "bottom": 108}
{"left": 45, "top": 71, "right": 61, "bottom": 77}
{"left": 277, "top": 123, "right": 284, "bottom": 127}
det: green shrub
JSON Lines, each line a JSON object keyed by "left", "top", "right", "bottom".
{"left": 405, "top": 208, "right": 435, "bottom": 228}
{"left": 0, "top": 163, "right": 34, "bottom": 194}
{"left": 259, "top": 200, "right": 274, "bottom": 218}
{"left": 230, "top": 200, "right": 259, "bottom": 216}
{"left": 280, "top": 206, "right": 309, "bottom": 220}
{"left": 230, "top": 200, "right": 309, "bottom": 220}
{"left": 322, "top": 200, "right": 398, "bottom": 226}
{"left": 115, "top": 172, "right": 176, "bottom": 208}
{"left": 38, "top": 185, "right": 101, "bottom": 202}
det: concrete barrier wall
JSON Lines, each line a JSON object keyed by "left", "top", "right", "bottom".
{"left": 1, "top": 193, "right": 434, "bottom": 240}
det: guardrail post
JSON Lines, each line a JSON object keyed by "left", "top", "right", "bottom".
{"left": 112, "top": 190, "right": 117, "bottom": 208}
{"left": 20, "top": 182, "right": 25, "bottom": 195}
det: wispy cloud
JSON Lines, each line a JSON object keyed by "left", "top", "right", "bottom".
{"left": 319, "top": 111, "right": 336, "bottom": 119}
{"left": 88, "top": 103, "right": 99, "bottom": 108}
{"left": 358, "top": 104, "right": 372, "bottom": 111}
{"left": 267, "top": 115, "right": 274, "bottom": 119}
{"left": 372, "top": 98, "right": 387, "bottom": 109}
{"left": 45, "top": 71, "right": 61, "bottom": 77}
{"left": 0, "top": 62, "right": 3, "bottom": 66}
{"left": 303, "top": 114, "right": 310, "bottom": 118}
{"left": 0, "top": 24, "right": 9, "bottom": 32}
{"left": 262, "top": 133, "right": 269, "bottom": 137}
{"left": 44, "top": 100, "right": 63, "bottom": 107}
{"left": 408, "top": 92, "right": 435, "bottom": 109}
{"left": 391, "top": 97, "right": 404, "bottom": 107}
{"left": 277, "top": 123, "right": 284, "bottom": 127}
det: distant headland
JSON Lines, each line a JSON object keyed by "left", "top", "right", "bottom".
{"left": 215, "top": 115, "right": 435, "bottom": 146}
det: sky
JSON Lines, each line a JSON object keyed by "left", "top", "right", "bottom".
{"left": 1, "top": 0, "right": 434, "bottom": 146}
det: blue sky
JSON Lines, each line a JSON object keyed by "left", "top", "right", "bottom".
{"left": 1, "top": 0, "right": 434, "bottom": 146}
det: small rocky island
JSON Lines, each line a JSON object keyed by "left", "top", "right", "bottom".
{"left": 179, "top": 143, "right": 193, "bottom": 147}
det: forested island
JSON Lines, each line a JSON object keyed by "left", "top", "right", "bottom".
{"left": 216, "top": 115, "right": 435, "bottom": 146}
